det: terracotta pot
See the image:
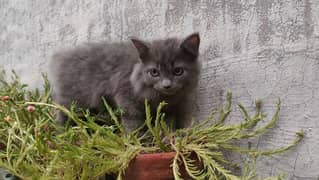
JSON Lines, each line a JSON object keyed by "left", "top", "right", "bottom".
{"left": 124, "top": 152, "right": 176, "bottom": 180}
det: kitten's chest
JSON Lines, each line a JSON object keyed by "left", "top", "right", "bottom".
{"left": 149, "top": 95, "right": 182, "bottom": 110}
{"left": 132, "top": 86, "right": 184, "bottom": 111}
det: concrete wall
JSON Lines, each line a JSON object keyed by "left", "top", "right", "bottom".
{"left": 1, "top": 0, "right": 319, "bottom": 179}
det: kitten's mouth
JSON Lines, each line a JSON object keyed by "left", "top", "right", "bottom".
{"left": 160, "top": 90, "right": 176, "bottom": 95}
{"left": 154, "top": 88, "right": 178, "bottom": 96}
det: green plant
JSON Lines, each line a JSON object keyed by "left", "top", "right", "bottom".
{"left": 0, "top": 71, "right": 303, "bottom": 180}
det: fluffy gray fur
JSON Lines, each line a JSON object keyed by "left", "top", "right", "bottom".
{"left": 49, "top": 33, "right": 200, "bottom": 132}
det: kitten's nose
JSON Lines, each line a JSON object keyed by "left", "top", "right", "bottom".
{"left": 162, "top": 79, "right": 172, "bottom": 89}
{"left": 163, "top": 85, "right": 171, "bottom": 89}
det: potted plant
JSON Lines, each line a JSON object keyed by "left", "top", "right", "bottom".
{"left": 0, "top": 71, "right": 303, "bottom": 180}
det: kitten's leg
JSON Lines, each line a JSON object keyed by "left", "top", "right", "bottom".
{"left": 56, "top": 111, "right": 67, "bottom": 125}
{"left": 176, "top": 112, "right": 192, "bottom": 129}
{"left": 114, "top": 95, "right": 144, "bottom": 133}
{"left": 53, "top": 97, "right": 71, "bottom": 125}
{"left": 174, "top": 101, "right": 193, "bottom": 129}
{"left": 56, "top": 110, "right": 78, "bottom": 127}
{"left": 122, "top": 115, "right": 144, "bottom": 132}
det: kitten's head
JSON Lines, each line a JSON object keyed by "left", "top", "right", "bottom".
{"left": 130, "top": 33, "right": 200, "bottom": 97}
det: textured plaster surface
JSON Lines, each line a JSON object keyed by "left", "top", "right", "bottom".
{"left": 1, "top": 0, "right": 319, "bottom": 179}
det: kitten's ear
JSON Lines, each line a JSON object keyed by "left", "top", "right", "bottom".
{"left": 180, "top": 33, "right": 200, "bottom": 57}
{"left": 131, "top": 38, "right": 149, "bottom": 59}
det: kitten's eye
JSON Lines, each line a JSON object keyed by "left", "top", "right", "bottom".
{"left": 149, "top": 68, "right": 160, "bottom": 77}
{"left": 173, "top": 67, "right": 184, "bottom": 76}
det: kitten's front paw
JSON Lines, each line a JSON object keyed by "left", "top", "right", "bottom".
{"left": 121, "top": 117, "right": 144, "bottom": 133}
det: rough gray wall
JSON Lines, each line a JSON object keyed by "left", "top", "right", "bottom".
{"left": 1, "top": 0, "right": 318, "bottom": 179}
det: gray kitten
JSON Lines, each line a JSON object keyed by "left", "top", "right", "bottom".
{"left": 49, "top": 33, "right": 200, "bottom": 132}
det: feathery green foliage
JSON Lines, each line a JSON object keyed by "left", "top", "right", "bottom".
{"left": 0, "top": 71, "right": 303, "bottom": 179}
